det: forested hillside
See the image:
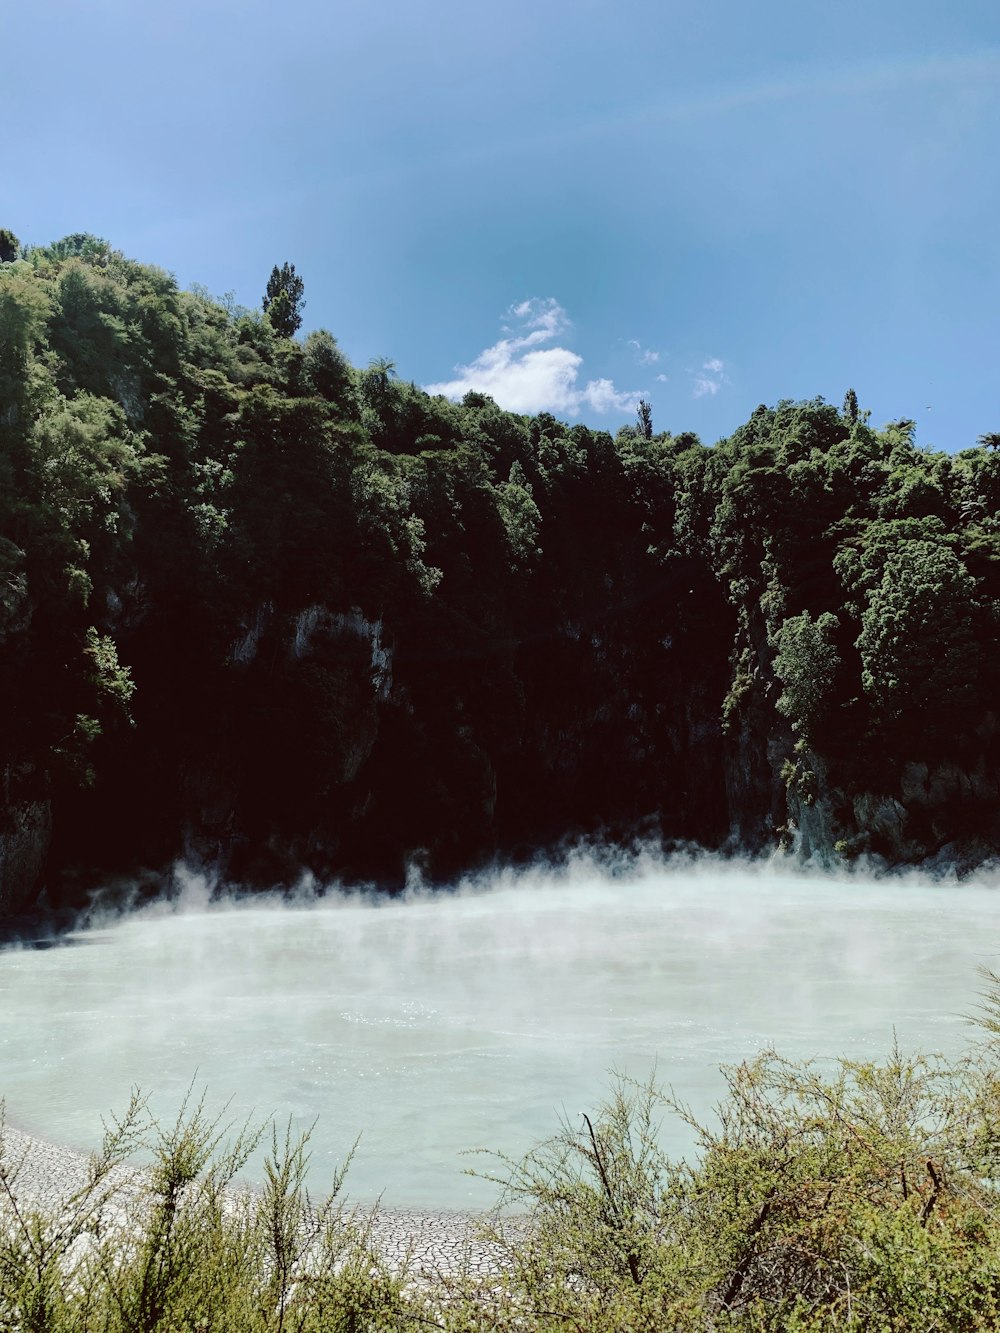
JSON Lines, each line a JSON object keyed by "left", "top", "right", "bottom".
{"left": 2, "top": 232, "right": 999, "bottom": 915}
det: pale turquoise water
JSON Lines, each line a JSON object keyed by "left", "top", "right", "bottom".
{"left": 2, "top": 856, "right": 999, "bottom": 1208}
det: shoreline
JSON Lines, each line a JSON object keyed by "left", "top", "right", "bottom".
{"left": 0, "top": 1116, "right": 511, "bottom": 1277}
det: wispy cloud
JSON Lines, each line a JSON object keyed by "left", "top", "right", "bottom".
{"left": 691, "top": 357, "right": 728, "bottom": 398}
{"left": 505, "top": 297, "right": 570, "bottom": 345}
{"left": 627, "top": 338, "right": 660, "bottom": 366}
{"left": 427, "top": 299, "right": 643, "bottom": 416}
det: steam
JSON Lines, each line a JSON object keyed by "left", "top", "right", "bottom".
{"left": 2, "top": 848, "right": 999, "bottom": 1209}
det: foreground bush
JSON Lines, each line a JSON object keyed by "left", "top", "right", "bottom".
{"left": 457, "top": 1045, "right": 1000, "bottom": 1331}
{"left": 8, "top": 992, "right": 1000, "bottom": 1331}
{"left": 0, "top": 1093, "right": 408, "bottom": 1332}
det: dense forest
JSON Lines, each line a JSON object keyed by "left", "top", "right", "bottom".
{"left": 2, "top": 231, "right": 1000, "bottom": 917}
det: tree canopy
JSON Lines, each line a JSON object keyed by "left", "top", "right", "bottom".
{"left": 3, "top": 234, "right": 1000, "bottom": 914}
{"left": 263, "top": 262, "right": 305, "bottom": 337}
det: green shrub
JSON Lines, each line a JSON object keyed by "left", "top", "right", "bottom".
{"left": 0, "top": 1093, "right": 408, "bottom": 1332}
{"left": 448, "top": 1011, "right": 1000, "bottom": 1329}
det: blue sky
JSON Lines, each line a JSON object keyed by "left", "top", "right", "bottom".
{"left": 5, "top": 0, "right": 1000, "bottom": 450}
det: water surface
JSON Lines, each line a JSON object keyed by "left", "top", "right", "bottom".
{"left": 2, "top": 856, "right": 999, "bottom": 1208}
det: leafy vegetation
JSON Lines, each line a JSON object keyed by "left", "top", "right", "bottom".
{"left": 2, "top": 232, "right": 1000, "bottom": 913}
{"left": 263, "top": 263, "right": 306, "bottom": 340}
{"left": 457, "top": 1032, "right": 1000, "bottom": 1332}
{"left": 0, "top": 1096, "right": 406, "bottom": 1333}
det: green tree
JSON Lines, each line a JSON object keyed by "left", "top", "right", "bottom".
{"left": 263, "top": 262, "right": 305, "bottom": 337}
{"left": 636, "top": 398, "right": 653, "bottom": 440}
{"left": 495, "top": 459, "right": 542, "bottom": 568}
{"left": 772, "top": 611, "right": 841, "bottom": 739}
{"left": 0, "top": 229, "right": 19, "bottom": 264}
{"left": 42, "top": 232, "right": 113, "bottom": 264}
{"left": 855, "top": 540, "right": 980, "bottom": 723}
{"left": 357, "top": 357, "right": 399, "bottom": 447}
{"left": 301, "top": 329, "right": 356, "bottom": 411}
{"left": 0, "top": 267, "right": 51, "bottom": 387}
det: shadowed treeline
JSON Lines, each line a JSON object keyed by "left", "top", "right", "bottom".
{"left": 3, "top": 232, "right": 1000, "bottom": 915}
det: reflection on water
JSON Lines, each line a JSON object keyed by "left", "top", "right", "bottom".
{"left": 1, "top": 856, "right": 999, "bottom": 1208}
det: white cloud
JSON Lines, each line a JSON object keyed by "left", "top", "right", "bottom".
{"left": 428, "top": 300, "right": 643, "bottom": 416}
{"left": 627, "top": 338, "right": 660, "bottom": 365}
{"left": 503, "top": 297, "right": 571, "bottom": 345}
{"left": 691, "top": 357, "right": 728, "bottom": 398}
{"left": 656, "top": 373, "right": 669, "bottom": 383}
{"left": 581, "top": 378, "right": 633, "bottom": 413}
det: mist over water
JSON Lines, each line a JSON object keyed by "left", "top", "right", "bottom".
{"left": 3, "top": 854, "right": 1000, "bottom": 1209}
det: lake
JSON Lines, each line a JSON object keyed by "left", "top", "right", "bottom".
{"left": 2, "top": 853, "right": 998, "bottom": 1208}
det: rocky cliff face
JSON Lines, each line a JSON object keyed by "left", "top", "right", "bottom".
{"left": 0, "top": 785, "right": 51, "bottom": 916}
{"left": 27, "top": 583, "right": 743, "bottom": 905}
{"left": 8, "top": 592, "right": 1000, "bottom": 921}
{"left": 714, "top": 591, "right": 1000, "bottom": 874}
{"left": 754, "top": 691, "right": 1000, "bottom": 873}
{"left": 802, "top": 755, "right": 1000, "bottom": 870}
